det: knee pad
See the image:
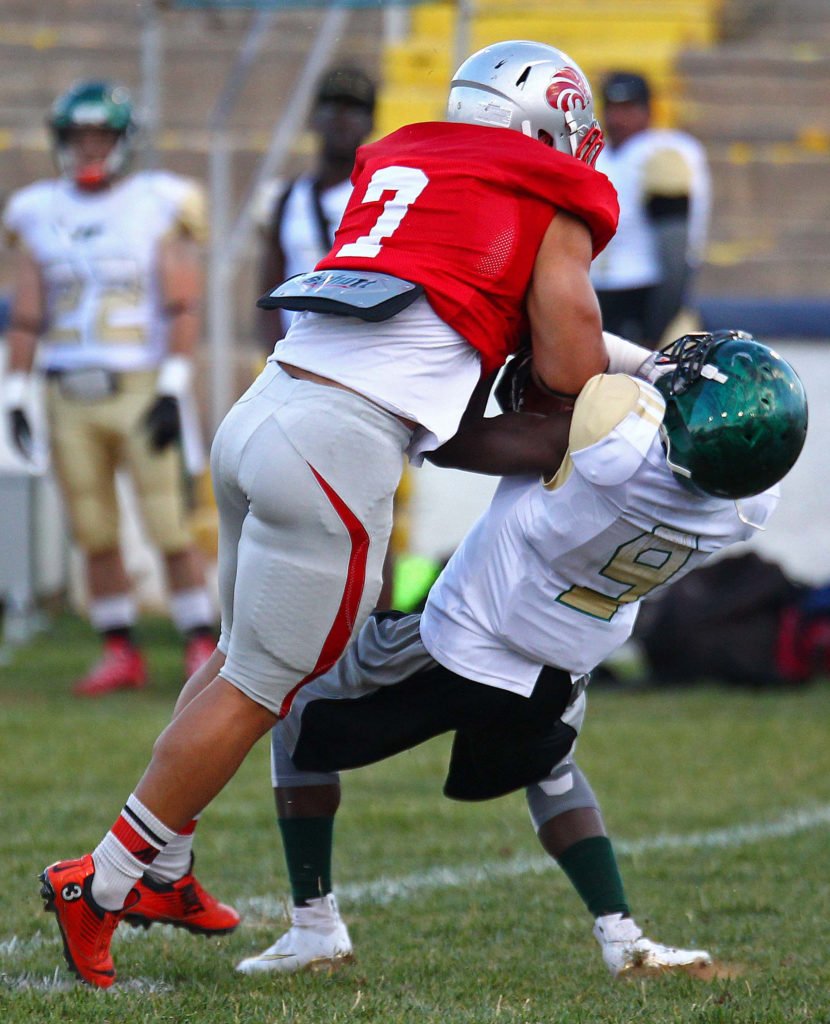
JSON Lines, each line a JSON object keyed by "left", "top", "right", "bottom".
{"left": 526, "top": 762, "right": 600, "bottom": 832}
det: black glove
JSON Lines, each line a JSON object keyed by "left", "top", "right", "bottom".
{"left": 9, "top": 407, "right": 34, "bottom": 460}
{"left": 494, "top": 350, "right": 534, "bottom": 412}
{"left": 144, "top": 394, "right": 181, "bottom": 451}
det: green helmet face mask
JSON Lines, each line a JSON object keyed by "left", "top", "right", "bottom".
{"left": 654, "top": 331, "right": 808, "bottom": 499}
{"left": 48, "top": 80, "right": 136, "bottom": 188}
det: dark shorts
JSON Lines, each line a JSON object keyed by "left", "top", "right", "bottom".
{"left": 281, "top": 612, "right": 578, "bottom": 800}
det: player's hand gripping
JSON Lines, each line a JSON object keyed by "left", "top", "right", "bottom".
{"left": 494, "top": 349, "right": 533, "bottom": 413}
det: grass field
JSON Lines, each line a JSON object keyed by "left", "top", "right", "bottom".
{"left": 1, "top": 614, "right": 829, "bottom": 1023}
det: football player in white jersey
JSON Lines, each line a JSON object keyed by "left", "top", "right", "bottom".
{"left": 233, "top": 331, "right": 807, "bottom": 979}
{"left": 590, "top": 71, "right": 711, "bottom": 348}
{"left": 1, "top": 81, "right": 239, "bottom": 933}
{"left": 1, "top": 79, "right": 220, "bottom": 699}
{"left": 257, "top": 65, "right": 376, "bottom": 347}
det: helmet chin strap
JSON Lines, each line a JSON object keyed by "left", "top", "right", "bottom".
{"left": 734, "top": 500, "right": 767, "bottom": 531}
{"left": 658, "top": 423, "right": 692, "bottom": 481}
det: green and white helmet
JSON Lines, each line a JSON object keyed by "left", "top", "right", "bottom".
{"left": 654, "top": 330, "right": 808, "bottom": 499}
{"left": 48, "top": 80, "right": 137, "bottom": 188}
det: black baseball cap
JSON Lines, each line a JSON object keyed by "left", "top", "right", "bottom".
{"left": 601, "top": 72, "right": 651, "bottom": 106}
{"left": 315, "top": 66, "right": 376, "bottom": 113}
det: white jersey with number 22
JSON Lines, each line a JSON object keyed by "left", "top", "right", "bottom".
{"left": 2, "top": 170, "right": 206, "bottom": 373}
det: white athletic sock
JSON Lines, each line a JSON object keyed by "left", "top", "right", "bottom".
{"left": 91, "top": 794, "right": 178, "bottom": 910}
{"left": 89, "top": 594, "right": 137, "bottom": 634}
{"left": 169, "top": 587, "right": 214, "bottom": 635}
{"left": 144, "top": 815, "right": 200, "bottom": 883}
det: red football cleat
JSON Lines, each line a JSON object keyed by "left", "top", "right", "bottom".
{"left": 39, "top": 854, "right": 139, "bottom": 988}
{"left": 183, "top": 634, "right": 216, "bottom": 681}
{"left": 73, "top": 638, "right": 147, "bottom": 697}
{"left": 124, "top": 864, "right": 240, "bottom": 935}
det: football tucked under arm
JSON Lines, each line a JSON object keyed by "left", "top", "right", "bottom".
{"left": 494, "top": 349, "right": 581, "bottom": 416}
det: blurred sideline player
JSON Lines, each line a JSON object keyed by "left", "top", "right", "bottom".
{"left": 590, "top": 71, "right": 711, "bottom": 348}
{"left": 256, "top": 65, "right": 376, "bottom": 350}
{"left": 36, "top": 40, "right": 654, "bottom": 988}
{"left": 235, "top": 331, "right": 807, "bottom": 978}
{"left": 1, "top": 80, "right": 217, "bottom": 694}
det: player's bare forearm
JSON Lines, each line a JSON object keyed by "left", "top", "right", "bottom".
{"left": 6, "top": 326, "right": 39, "bottom": 373}
{"left": 427, "top": 408, "right": 571, "bottom": 477}
{"left": 165, "top": 307, "right": 201, "bottom": 358}
{"left": 528, "top": 210, "right": 607, "bottom": 394}
{"left": 458, "top": 370, "right": 498, "bottom": 426}
{"left": 7, "top": 250, "right": 44, "bottom": 371}
{"left": 159, "top": 234, "right": 203, "bottom": 357}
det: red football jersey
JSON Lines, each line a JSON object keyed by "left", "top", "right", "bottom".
{"left": 316, "top": 121, "right": 618, "bottom": 375}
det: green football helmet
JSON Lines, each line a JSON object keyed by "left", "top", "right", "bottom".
{"left": 48, "top": 80, "right": 137, "bottom": 189}
{"left": 653, "top": 330, "right": 807, "bottom": 499}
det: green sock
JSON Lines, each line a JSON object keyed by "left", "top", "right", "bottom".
{"left": 555, "top": 835, "right": 630, "bottom": 918}
{"left": 278, "top": 816, "right": 334, "bottom": 906}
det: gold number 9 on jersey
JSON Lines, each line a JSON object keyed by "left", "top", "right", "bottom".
{"left": 556, "top": 527, "right": 695, "bottom": 621}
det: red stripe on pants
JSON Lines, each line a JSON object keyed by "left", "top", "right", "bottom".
{"left": 278, "top": 463, "right": 370, "bottom": 718}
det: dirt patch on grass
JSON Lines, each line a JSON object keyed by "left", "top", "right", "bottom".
{"left": 620, "top": 959, "right": 746, "bottom": 981}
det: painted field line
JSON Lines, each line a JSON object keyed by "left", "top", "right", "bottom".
{"left": 243, "top": 802, "right": 830, "bottom": 916}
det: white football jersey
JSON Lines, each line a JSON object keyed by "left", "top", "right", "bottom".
{"left": 2, "top": 171, "right": 206, "bottom": 372}
{"left": 591, "top": 128, "right": 711, "bottom": 290}
{"left": 420, "top": 374, "right": 778, "bottom": 695}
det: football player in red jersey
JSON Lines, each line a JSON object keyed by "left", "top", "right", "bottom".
{"left": 38, "top": 42, "right": 656, "bottom": 987}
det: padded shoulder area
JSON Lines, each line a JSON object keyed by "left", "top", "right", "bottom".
{"left": 569, "top": 374, "right": 652, "bottom": 451}
{"left": 643, "top": 146, "right": 693, "bottom": 197}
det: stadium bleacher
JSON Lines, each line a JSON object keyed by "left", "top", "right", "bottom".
{"left": 0, "top": 0, "right": 827, "bottom": 327}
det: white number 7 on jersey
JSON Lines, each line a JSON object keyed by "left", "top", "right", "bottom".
{"left": 336, "top": 165, "right": 429, "bottom": 260}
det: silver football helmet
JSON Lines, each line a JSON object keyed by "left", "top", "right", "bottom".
{"left": 447, "top": 40, "right": 604, "bottom": 165}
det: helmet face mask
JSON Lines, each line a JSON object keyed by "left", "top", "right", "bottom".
{"left": 447, "top": 40, "right": 604, "bottom": 166}
{"left": 654, "top": 331, "right": 808, "bottom": 499}
{"left": 49, "top": 80, "right": 137, "bottom": 189}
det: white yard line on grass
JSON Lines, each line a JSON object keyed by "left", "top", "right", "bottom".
{"left": 244, "top": 802, "right": 830, "bottom": 915}
{"left": 4, "top": 802, "right": 829, "bottom": 981}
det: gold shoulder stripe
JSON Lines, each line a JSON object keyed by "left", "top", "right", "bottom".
{"left": 542, "top": 451, "right": 574, "bottom": 492}
{"left": 175, "top": 181, "right": 208, "bottom": 243}
{"left": 544, "top": 374, "right": 648, "bottom": 492}
{"left": 637, "top": 384, "right": 665, "bottom": 428}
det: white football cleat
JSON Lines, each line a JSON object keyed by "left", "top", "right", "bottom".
{"left": 593, "top": 912, "right": 712, "bottom": 977}
{"left": 236, "top": 893, "right": 353, "bottom": 975}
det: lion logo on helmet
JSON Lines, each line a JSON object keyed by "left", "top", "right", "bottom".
{"left": 545, "top": 67, "right": 590, "bottom": 113}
